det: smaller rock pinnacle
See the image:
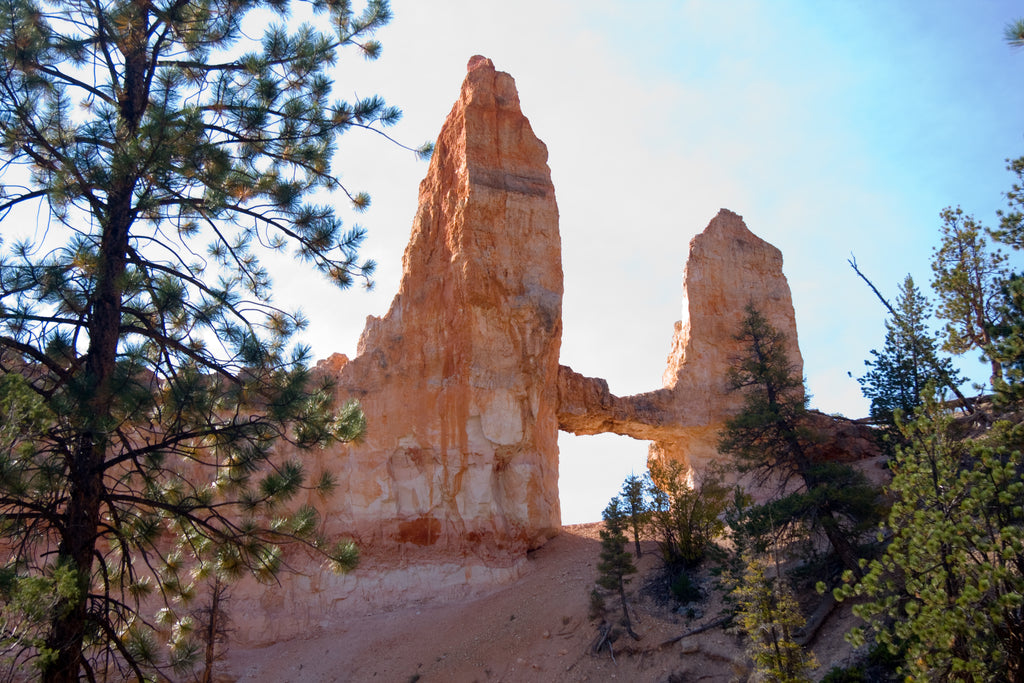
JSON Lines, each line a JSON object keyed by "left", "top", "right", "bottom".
{"left": 467, "top": 54, "right": 494, "bottom": 72}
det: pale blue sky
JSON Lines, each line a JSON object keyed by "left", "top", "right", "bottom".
{"left": 266, "top": 1, "right": 1024, "bottom": 523}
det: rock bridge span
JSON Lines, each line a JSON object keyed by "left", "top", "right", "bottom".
{"left": 317, "top": 56, "right": 806, "bottom": 559}
{"left": 230, "top": 56, "right": 875, "bottom": 644}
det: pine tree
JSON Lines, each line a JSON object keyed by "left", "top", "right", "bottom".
{"left": 993, "top": 155, "right": 1024, "bottom": 247}
{"left": 0, "top": 2, "right": 426, "bottom": 680}
{"left": 733, "top": 554, "right": 816, "bottom": 683}
{"left": 619, "top": 474, "right": 646, "bottom": 557}
{"left": 1007, "top": 18, "right": 1024, "bottom": 48}
{"left": 850, "top": 256, "right": 975, "bottom": 411}
{"left": 596, "top": 496, "right": 640, "bottom": 640}
{"left": 192, "top": 577, "right": 231, "bottom": 683}
{"left": 839, "top": 30, "right": 1024, "bottom": 680}
{"left": 931, "top": 207, "right": 1009, "bottom": 385}
{"left": 719, "top": 305, "right": 877, "bottom": 578}
{"left": 645, "top": 459, "right": 728, "bottom": 569}
{"left": 858, "top": 275, "right": 962, "bottom": 427}
{"left": 988, "top": 275, "right": 1024, "bottom": 405}
{"left": 838, "top": 392, "right": 1024, "bottom": 681}
{"left": 988, "top": 154, "right": 1024, "bottom": 405}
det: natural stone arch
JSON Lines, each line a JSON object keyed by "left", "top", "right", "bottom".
{"left": 556, "top": 207, "right": 803, "bottom": 474}
{"left": 313, "top": 57, "right": 811, "bottom": 562}
{"left": 228, "top": 56, "right": 877, "bottom": 644}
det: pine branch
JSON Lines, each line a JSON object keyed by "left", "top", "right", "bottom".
{"left": 0, "top": 188, "right": 51, "bottom": 216}
{"left": 34, "top": 63, "right": 115, "bottom": 104}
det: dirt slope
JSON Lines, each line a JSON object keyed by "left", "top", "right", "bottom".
{"left": 223, "top": 524, "right": 859, "bottom": 682}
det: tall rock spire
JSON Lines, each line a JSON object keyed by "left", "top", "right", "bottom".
{"left": 335, "top": 55, "right": 563, "bottom": 557}
{"left": 650, "top": 208, "right": 803, "bottom": 471}
{"left": 227, "top": 57, "right": 564, "bottom": 646}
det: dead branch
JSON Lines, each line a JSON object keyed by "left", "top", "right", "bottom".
{"left": 848, "top": 254, "right": 974, "bottom": 413}
{"left": 656, "top": 615, "right": 730, "bottom": 649}
{"left": 793, "top": 592, "right": 837, "bottom": 646}
{"left": 590, "top": 621, "right": 612, "bottom": 656}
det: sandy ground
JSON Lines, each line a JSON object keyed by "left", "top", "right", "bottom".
{"left": 222, "top": 523, "right": 860, "bottom": 682}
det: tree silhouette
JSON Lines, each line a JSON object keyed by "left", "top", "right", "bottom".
{"left": 859, "top": 275, "right": 962, "bottom": 429}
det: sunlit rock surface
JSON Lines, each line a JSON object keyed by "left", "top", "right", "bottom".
{"left": 231, "top": 56, "right": 563, "bottom": 644}
{"left": 327, "top": 55, "right": 562, "bottom": 561}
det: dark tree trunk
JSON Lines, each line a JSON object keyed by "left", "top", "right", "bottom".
{"left": 40, "top": 6, "right": 152, "bottom": 678}
{"left": 820, "top": 513, "right": 863, "bottom": 580}
{"left": 617, "top": 582, "right": 640, "bottom": 641}
{"left": 200, "top": 577, "right": 229, "bottom": 683}
{"left": 41, "top": 136, "right": 139, "bottom": 683}
{"left": 42, "top": 208, "right": 132, "bottom": 682}
{"left": 41, "top": 436, "right": 103, "bottom": 682}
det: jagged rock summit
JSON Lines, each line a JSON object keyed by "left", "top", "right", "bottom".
{"left": 229, "top": 57, "right": 875, "bottom": 645}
